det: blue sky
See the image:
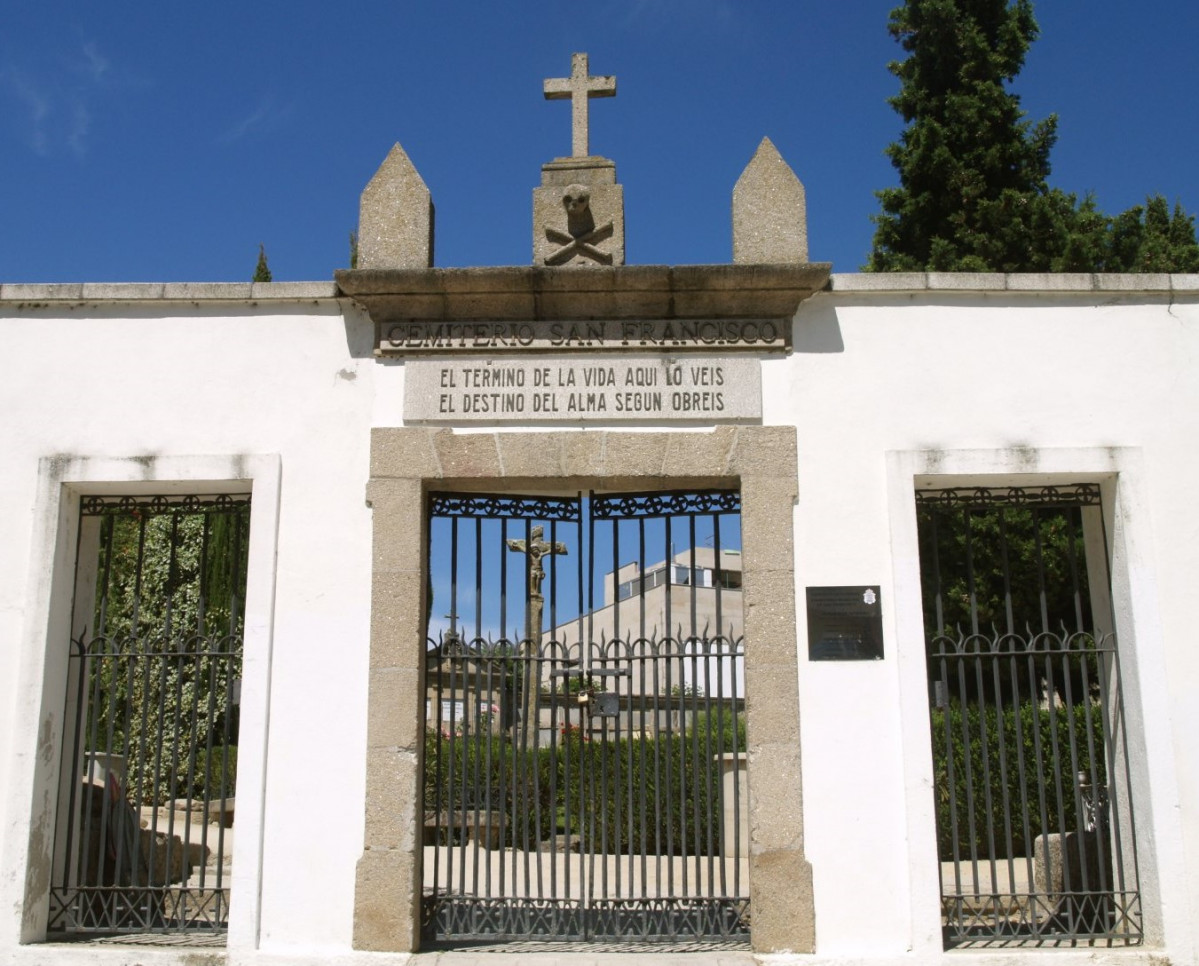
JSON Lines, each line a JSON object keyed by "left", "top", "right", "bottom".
{"left": 2, "top": 2, "right": 1196, "bottom": 282}
{"left": 428, "top": 502, "right": 742, "bottom": 641}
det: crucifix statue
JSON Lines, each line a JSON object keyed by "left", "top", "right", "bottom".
{"left": 506, "top": 525, "right": 568, "bottom": 640}
{"left": 543, "top": 52, "right": 616, "bottom": 158}
{"left": 506, "top": 525, "right": 568, "bottom": 735}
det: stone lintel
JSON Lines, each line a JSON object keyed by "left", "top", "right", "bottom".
{"left": 336, "top": 263, "right": 831, "bottom": 326}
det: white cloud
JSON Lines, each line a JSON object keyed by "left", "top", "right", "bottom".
{"left": 4, "top": 67, "right": 53, "bottom": 155}
{"left": 218, "top": 92, "right": 293, "bottom": 144}
{"left": 80, "top": 42, "right": 110, "bottom": 83}
{"left": 2, "top": 39, "right": 112, "bottom": 157}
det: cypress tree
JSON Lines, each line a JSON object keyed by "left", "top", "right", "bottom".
{"left": 253, "top": 243, "right": 273, "bottom": 282}
{"left": 869, "top": 0, "right": 1077, "bottom": 271}
{"left": 868, "top": 1, "right": 1199, "bottom": 273}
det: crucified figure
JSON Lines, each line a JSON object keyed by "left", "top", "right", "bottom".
{"left": 506, "top": 525, "right": 568, "bottom": 612}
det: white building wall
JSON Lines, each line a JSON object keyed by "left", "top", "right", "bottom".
{"left": 1, "top": 276, "right": 1197, "bottom": 966}
{"left": 0, "top": 290, "right": 380, "bottom": 961}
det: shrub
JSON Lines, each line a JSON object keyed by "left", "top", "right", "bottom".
{"left": 930, "top": 701, "right": 1107, "bottom": 861}
{"left": 424, "top": 708, "right": 746, "bottom": 855}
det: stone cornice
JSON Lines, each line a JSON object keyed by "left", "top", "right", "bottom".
{"left": 334, "top": 263, "right": 833, "bottom": 323}
{"left": 0, "top": 281, "right": 340, "bottom": 303}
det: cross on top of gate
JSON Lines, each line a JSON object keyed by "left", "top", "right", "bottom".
{"left": 543, "top": 52, "right": 616, "bottom": 158}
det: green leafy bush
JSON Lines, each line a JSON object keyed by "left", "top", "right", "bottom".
{"left": 930, "top": 701, "right": 1107, "bottom": 861}
{"left": 424, "top": 707, "right": 746, "bottom": 855}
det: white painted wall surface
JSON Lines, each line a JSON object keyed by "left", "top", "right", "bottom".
{"left": 1, "top": 278, "right": 1197, "bottom": 966}
{"left": 0, "top": 297, "right": 379, "bottom": 961}
{"left": 776, "top": 283, "right": 1199, "bottom": 964}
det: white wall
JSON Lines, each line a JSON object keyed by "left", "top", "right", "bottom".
{"left": 2, "top": 278, "right": 1197, "bottom": 966}
{"left": 776, "top": 282, "right": 1199, "bottom": 962}
{"left": 0, "top": 295, "right": 381, "bottom": 960}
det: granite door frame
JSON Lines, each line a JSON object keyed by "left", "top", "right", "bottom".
{"left": 353, "top": 427, "right": 812, "bottom": 954}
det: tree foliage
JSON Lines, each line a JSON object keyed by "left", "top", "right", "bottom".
{"left": 869, "top": 0, "right": 1199, "bottom": 272}
{"left": 85, "top": 507, "right": 248, "bottom": 805}
{"left": 917, "top": 502, "right": 1091, "bottom": 638}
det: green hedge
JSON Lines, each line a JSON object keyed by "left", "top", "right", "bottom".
{"left": 930, "top": 702, "right": 1106, "bottom": 861}
{"left": 425, "top": 709, "right": 745, "bottom": 855}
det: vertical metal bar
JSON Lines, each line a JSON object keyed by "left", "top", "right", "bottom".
{"left": 496, "top": 516, "right": 508, "bottom": 903}
{"left": 624, "top": 543, "right": 637, "bottom": 900}
{"left": 162, "top": 515, "right": 188, "bottom": 900}
{"left": 715, "top": 512, "right": 736, "bottom": 899}
{"left": 963, "top": 509, "right": 979, "bottom": 637}
{"left": 1042, "top": 634, "right": 1072, "bottom": 905}
{"left": 1008, "top": 640, "right": 1037, "bottom": 921}
{"left": 948, "top": 647, "right": 976, "bottom": 913}
{"left": 928, "top": 508, "right": 946, "bottom": 635}
{"left": 194, "top": 512, "right": 216, "bottom": 895}
{"left": 662, "top": 513, "right": 675, "bottom": 897}
{"left": 1032, "top": 507, "right": 1051, "bottom": 634}
{"left": 470, "top": 518, "right": 484, "bottom": 899}
{"left": 438, "top": 515, "right": 457, "bottom": 902}
{"left": 998, "top": 509, "right": 1015, "bottom": 635}
{"left": 1077, "top": 637, "right": 1107, "bottom": 901}
{"left": 637, "top": 517, "right": 649, "bottom": 899}
{"left": 452, "top": 626, "right": 467, "bottom": 900}
{"left": 1024, "top": 631, "right": 1054, "bottom": 932}
{"left": 970, "top": 642, "right": 999, "bottom": 917}
{"left": 517, "top": 518, "right": 532, "bottom": 901}
{"left": 988, "top": 635, "right": 1016, "bottom": 911}
{"left": 1066, "top": 506, "right": 1086, "bottom": 634}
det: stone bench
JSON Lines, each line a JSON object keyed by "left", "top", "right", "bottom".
{"left": 423, "top": 810, "right": 505, "bottom": 849}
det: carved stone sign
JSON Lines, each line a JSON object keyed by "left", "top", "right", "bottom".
{"left": 378, "top": 318, "right": 787, "bottom": 355}
{"left": 403, "top": 356, "right": 761, "bottom": 424}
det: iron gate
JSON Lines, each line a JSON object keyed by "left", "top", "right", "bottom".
{"left": 49, "top": 494, "right": 249, "bottom": 936}
{"left": 422, "top": 490, "right": 748, "bottom": 944}
{"left": 916, "top": 485, "right": 1141, "bottom": 948}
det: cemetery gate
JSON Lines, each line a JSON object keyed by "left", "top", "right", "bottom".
{"left": 422, "top": 489, "right": 748, "bottom": 945}
{"left": 48, "top": 494, "right": 249, "bottom": 937}
{"left": 916, "top": 485, "right": 1142, "bottom": 948}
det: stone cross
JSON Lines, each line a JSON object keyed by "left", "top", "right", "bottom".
{"left": 505, "top": 525, "right": 568, "bottom": 736}
{"left": 543, "top": 52, "right": 616, "bottom": 158}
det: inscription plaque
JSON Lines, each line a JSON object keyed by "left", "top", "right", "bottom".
{"left": 806, "top": 586, "right": 884, "bottom": 661}
{"left": 377, "top": 318, "right": 787, "bottom": 355}
{"left": 403, "top": 356, "right": 761, "bottom": 424}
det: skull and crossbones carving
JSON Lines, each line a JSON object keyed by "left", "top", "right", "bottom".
{"left": 543, "top": 184, "right": 614, "bottom": 266}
